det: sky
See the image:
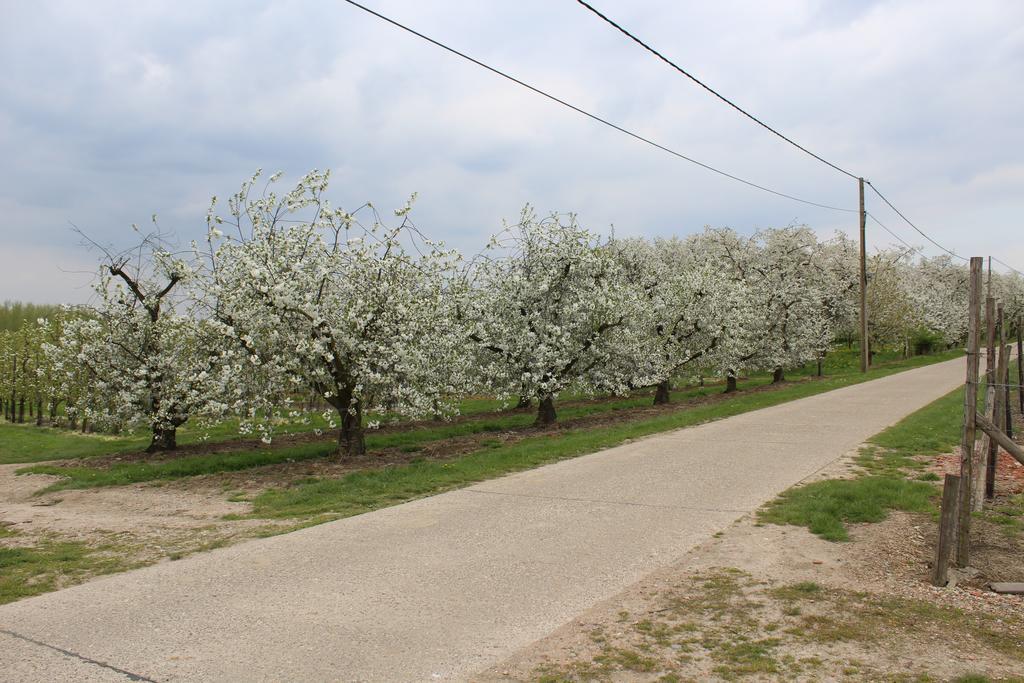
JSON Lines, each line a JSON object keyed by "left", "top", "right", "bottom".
{"left": 1, "top": 0, "right": 1022, "bottom": 303}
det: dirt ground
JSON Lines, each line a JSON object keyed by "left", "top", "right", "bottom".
{"left": 478, "top": 447, "right": 1024, "bottom": 682}
{"left": 0, "top": 463, "right": 292, "bottom": 566}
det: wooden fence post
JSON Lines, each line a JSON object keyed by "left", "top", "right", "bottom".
{"left": 933, "top": 474, "right": 961, "bottom": 587}
{"left": 1005, "top": 340, "right": 1013, "bottom": 440}
{"left": 987, "top": 340, "right": 1009, "bottom": 500}
{"left": 957, "top": 256, "right": 983, "bottom": 568}
{"left": 975, "top": 382, "right": 996, "bottom": 509}
{"left": 974, "top": 296, "right": 998, "bottom": 507}
{"left": 985, "top": 297, "right": 996, "bottom": 389}
{"left": 1017, "top": 316, "right": 1023, "bottom": 414}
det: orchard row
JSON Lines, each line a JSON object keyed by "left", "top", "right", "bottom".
{"left": 3, "top": 170, "right": 1021, "bottom": 455}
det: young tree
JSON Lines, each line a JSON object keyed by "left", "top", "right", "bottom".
{"left": 46, "top": 230, "right": 231, "bottom": 450}
{"left": 204, "top": 170, "right": 464, "bottom": 456}
{"left": 863, "top": 249, "right": 920, "bottom": 355}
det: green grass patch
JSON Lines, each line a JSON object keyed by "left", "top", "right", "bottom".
{"left": 22, "top": 440, "right": 340, "bottom": 491}
{"left": 759, "top": 477, "right": 937, "bottom": 541}
{"left": 0, "top": 424, "right": 148, "bottom": 465}
{"left": 15, "top": 350, "right": 961, "bottom": 504}
{"left": 0, "top": 530, "right": 137, "bottom": 605}
{"left": 1, "top": 348, "right": 959, "bottom": 467}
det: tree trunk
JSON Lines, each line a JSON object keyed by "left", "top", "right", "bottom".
{"left": 338, "top": 399, "right": 366, "bottom": 457}
{"left": 816, "top": 358, "right": 823, "bottom": 377}
{"left": 147, "top": 426, "right": 177, "bottom": 452}
{"left": 724, "top": 373, "right": 738, "bottom": 393}
{"left": 35, "top": 398, "right": 43, "bottom": 427}
{"left": 772, "top": 367, "right": 785, "bottom": 384}
{"left": 535, "top": 395, "right": 557, "bottom": 426}
{"left": 515, "top": 395, "right": 532, "bottom": 409}
{"left": 653, "top": 380, "right": 671, "bottom": 405}
{"left": 17, "top": 397, "right": 25, "bottom": 423}
{"left": 48, "top": 398, "right": 57, "bottom": 425}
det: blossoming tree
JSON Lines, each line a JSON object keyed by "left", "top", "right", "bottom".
{"left": 46, "top": 236, "right": 230, "bottom": 450}
{"left": 204, "top": 170, "right": 463, "bottom": 456}
{"left": 463, "top": 209, "right": 642, "bottom": 424}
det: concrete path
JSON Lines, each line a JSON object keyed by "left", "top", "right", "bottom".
{"left": 0, "top": 358, "right": 965, "bottom": 682}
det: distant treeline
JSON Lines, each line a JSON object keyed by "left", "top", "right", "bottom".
{"left": 0, "top": 301, "right": 65, "bottom": 331}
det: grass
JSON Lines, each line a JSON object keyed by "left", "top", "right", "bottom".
{"left": 1, "top": 346, "right": 958, "bottom": 467}
{"left": 23, "top": 440, "right": 339, "bottom": 491}
{"left": 0, "top": 424, "right": 148, "bottom": 465}
{"left": 16, "top": 350, "right": 963, "bottom": 511}
{"left": 759, "top": 382, "right": 968, "bottom": 540}
{"left": 759, "top": 477, "right": 936, "bottom": 541}
{"left": 0, "top": 527, "right": 138, "bottom": 605}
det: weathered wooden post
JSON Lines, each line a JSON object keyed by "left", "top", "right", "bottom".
{"left": 985, "top": 297, "right": 996, "bottom": 388}
{"left": 977, "top": 413, "right": 1024, "bottom": 466}
{"left": 933, "top": 473, "right": 961, "bottom": 587}
{"left": 957, "top": 256, "right": 983, "bottom": 568}
{"left": 987, "top": 338, "right": 1009, "bottom": 500}
{"left": 1006, "top": 325, "right": 1014, "bottom": 438}
{"left": 1017, "top": 316, "right": 1023, "bottom": 414}
{"left": 984, "top": 305, "right": 1005, "bottom": 498}
{"left": 975, "top": 380, "right": 996, "bottom": 510}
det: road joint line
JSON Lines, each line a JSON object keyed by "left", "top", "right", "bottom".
{"left": 0, "top": 628, "right": 156, "bottom": 682}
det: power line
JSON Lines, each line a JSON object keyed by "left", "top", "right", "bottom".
{"left": 341, "top": 0, "right": 1023, "bottom": 276}
{"left": 574, "top": 0, "right": 859, "bottom": 180}
{"left": 576, "top": 1, "right": 1024, "bottom": 275}
{"left": 866, "top": 213, "right": 923, "bottom": 256}
{"left": 865, "top": 182, "right": 968, "bottom": 262}
{"left": 338, "top": 0, "right": 857, "bottom": 213}
{"left": 992, "top": 256, "right": 1024, "bottom": 278}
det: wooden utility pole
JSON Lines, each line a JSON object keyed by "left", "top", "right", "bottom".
{"left": 858, "top": 177, "right": 869, "bottom": 373}
{"left": 957, "top": 256, "right": 983, "bottom": 568}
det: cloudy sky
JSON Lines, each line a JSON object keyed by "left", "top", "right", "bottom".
{"left": 2, "top": 0, "right": 1022, "bottom": 303}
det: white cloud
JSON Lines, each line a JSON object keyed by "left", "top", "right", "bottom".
{"left": 1, "top": 0, "right": 1022, "bottom": 303}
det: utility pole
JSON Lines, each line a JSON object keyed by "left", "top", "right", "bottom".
{"left": 859, "top": 177, "right": 869, "bottom": 373}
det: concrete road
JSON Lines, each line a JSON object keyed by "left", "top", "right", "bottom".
{"left": 0, "top": 357, "right": 965, "bottom": 682}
